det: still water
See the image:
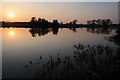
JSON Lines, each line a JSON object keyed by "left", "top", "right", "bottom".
{"left": 2, "top": 27, "right": 119, "bottom": 78}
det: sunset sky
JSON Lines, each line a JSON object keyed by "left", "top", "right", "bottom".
{"left": 2, "top": 2, "right": 118, "bottom": 24}
{"left": 1, "top": 0, "right": 120, "bottom": 2}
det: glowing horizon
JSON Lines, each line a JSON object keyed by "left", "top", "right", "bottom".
{"left": 2, "top": 2, "right": 118, "bottom": 24}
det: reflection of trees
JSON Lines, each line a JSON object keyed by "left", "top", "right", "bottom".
{"left": 52, "top": 27, "right": 59, "bottom": 35}
{"left": 109, "top": 28, "right": 120, "bottom": 46}
{"left": 86, "top": 27, "right": 112, "bottom": 34}
{"left": 24, "top": 44, "right": 120, "bottom": 80}
{"left": 29, "top": 28, "right": 51, "bottom": 37}
{"left": 69, "top": 28, "right": 77, "bottom": 32}
{"left": 29, "top": 27, "right": 113, "bottom": 37}
{"left": 29, "top": 27, "right": 59, "bottom": 37}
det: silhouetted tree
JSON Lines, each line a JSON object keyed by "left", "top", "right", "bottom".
{"left": 87, "top": 19, "right": 112, "bottom": 26}
{"left": 30, "top": 17, "right": 37, "bottom": 26}
{"left": 60, "top": 22, "right": 63, "bottom": 24}
{"left": 40, "top": 18, "right": 49, "bottom": 27}
{"left": 30, "top": 17, "right": 37, "bottom": 22}
{"left": 73, "top": 19, "right": 78, "bottom": 24}
{"left": 87, "top": 20, "right": 91, "bottom": 25}
{"left": 38, "top": 18, "right": 42, "bottom": 22}
{"left": 53, "top": 19, "right": 59, "bottom": 27}
{"left": 68, "top": 22, "right": 73, "bottom": 25}
{"left": 103, "top": 19, "right": 112, "bottom": 26}
{"left": 87, "top": 19, "right": 96, "bottom": 26}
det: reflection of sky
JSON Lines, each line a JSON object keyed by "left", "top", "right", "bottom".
{"left": 2, "top": 28, "right": 118, "bottom": 78}
{"left": 2, "top": 2, "right": 118, "bottom": 24}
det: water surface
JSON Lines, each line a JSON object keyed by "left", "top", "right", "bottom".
{"left": 2, "top": 27, "right": 118, "bottom": 78}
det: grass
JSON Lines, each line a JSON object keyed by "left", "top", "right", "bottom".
{"left": 24, "top": 44, "right": 120, "bottom": 80}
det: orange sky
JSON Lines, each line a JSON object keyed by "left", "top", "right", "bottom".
{"left": 2, "top": 2, "right": 118, "bottom": 24}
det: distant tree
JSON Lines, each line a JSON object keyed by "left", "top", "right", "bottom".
{"left": 104, "top": 19, "right": 112, "bottom": 25}
{"left": 87, "top": 19, "right": 96, "bottom": 25}
{"left": 69, "top": 22, "right": 73, "bottom": 25}
{"left": 41, "top": 19, "right": 46, "bottom": 22}
{"left": 30, "top": 17, "right": 37, "bottom": 22}
{"left": 87, "top": 21, "right": 91, "bottom": 25}
{"left": 60, "top": 22, "right": 63, "bottom": 24}
{"left": 53, "top": 19, "right": 59, "bottom": 27}
{"left": 37, "top": 18, "right": 49, "bottom": 27}
{"left": 73, "top": 19, "right": 78, "bottom": 24}
{"left": 38, "top": 18, "right": 42, "bottom": 22}
{"left": 91, "top": 19, "right": 96, "bottom": 25}
{"left": 30, "top": 17, "right": 37, "bottom": 26}
{"left": 29, "top": 17, "right": 50, "bottom": 27}
{"left": 87, "top": 19, "right": 112, "bottom": 26}
{"left": 96, "top": 19, "right": 102, "bottom": 25}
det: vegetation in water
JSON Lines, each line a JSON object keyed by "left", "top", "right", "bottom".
{"left": 24, "top": 44, "right": 120, "bottom": 80}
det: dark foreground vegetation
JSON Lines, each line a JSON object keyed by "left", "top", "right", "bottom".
{"left": 109, "top": 28, "right": 120, "bottom": 46}
{"left": 22, "top": 43, "right": 120, "bottom": 80}
{"left": 1, "top": 17, "right": 119, "bottom": 28}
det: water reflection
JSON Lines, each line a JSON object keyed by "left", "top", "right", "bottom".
{"left": 69, "top": 27, "right": 77, "bottom": 32}
{"left": 2, "top": 27, "right": 119, "bottom": 79}
{"left": 86, "top": 27, "right": 112, "bottom": 34}
{"left": 29, "top": 28, "right": 59, "bottom": 37}
{"left": 9, "top": 30, "right": 15, "bottom": 36}
{"left": 28, "top": 27, "right": 113, "bottom": 37}
{"left": 108, "top": 28, "right": 120, "bottom": 46}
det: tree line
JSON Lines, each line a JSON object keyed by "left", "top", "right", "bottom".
{"left": 1, "top": 17, "right": 118, "bottom": 28}
{"left": 29, "top": 17, "right": 59, "bottom": 27}
{"left": 87, "top": 19, "right": 112, "bottom": 26}
{"left": 30, "top": 17, "right": 113, "bottom": 27}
